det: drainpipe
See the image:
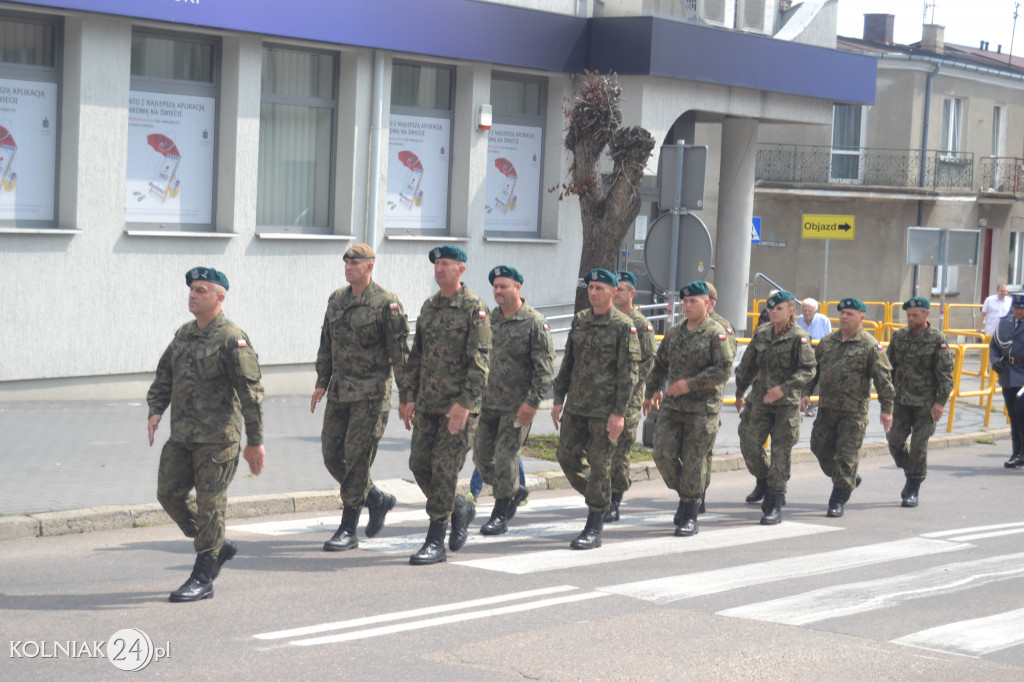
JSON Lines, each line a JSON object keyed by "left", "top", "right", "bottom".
{"left": 367, "top": 51, "right": 386, "bottom": 247}
{"left": 914, "top": 62, "right": 941, "bottom": 296}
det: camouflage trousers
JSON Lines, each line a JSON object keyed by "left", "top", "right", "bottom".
{"left": 703, "top": 415, "right": 722, "bottom": 496}
{"left": 556, "top": 412, "right": 615, "bottom": 513}
{"left": 157, "top": 440, "right": 239, "bottom": 556}
{"left": 810, "top": 406, "right": 868, "bottom": 493}
{"left": 473, "top": 407, "right": 530, "bottom": 499}
{"left": 609, "top": 418, "right": 640, "bottom": 494}
{"left": 409, "top": 410, "right": 479, "bottom": 523}
{"left": 738, "top": 401, "right": 802, "bottom": 494}
{"left": 321, "top": 398, "right": 389, "bottom": 510}
{"left": 886, "top": 403, "right": 935, "bottom": 479}
{"left": 653, "top": 409, "right": 719, "bottom": 504}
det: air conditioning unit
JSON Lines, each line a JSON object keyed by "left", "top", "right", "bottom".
{"left": 737, "top": 0, "right": 774, "bottom": 34}
{"left": 700, "top": 0, "right": 735, "bottom": 27}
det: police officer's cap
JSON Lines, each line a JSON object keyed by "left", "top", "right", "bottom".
{"left": 344, "top": 243, "right": 375, "bottom": 260}
{"left": 583, "top": 268, "right": 618, "bottom": 287}
{"left": 679, "top": 280, "right": 710, "bottom": 298}
{"left": 428, "top": 245, "right": 468, "bottom": 263}
{"left": 1013, "top": 294, "right": 1024, "bottom": 308}
{"left": 902, "top": 296, "right": 930, "bottom": 310}
{"left": 185, "top": 267, "right": 229, "bottom": 291}
{"left": 767, "top": 290, "right": 796, "bottom": 308}
{"left": 837, "top": 297, "right": 867, "bottom": 313}
{"left": 489, "top": 265, "right": 523, "bottom": 285}
{"left": 616, "top": 271, "right": 638, "bottom": 288}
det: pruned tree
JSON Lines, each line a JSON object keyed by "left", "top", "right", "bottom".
{"left": 553, "top": 70, "right": 656, "bottom": 312}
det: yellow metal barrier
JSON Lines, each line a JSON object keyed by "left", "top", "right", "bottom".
{"left": 943, "top": 303, "right": 982, "bottom": 335}
{"left": 946, "top": 344, "right": 1001, "bottom": 432}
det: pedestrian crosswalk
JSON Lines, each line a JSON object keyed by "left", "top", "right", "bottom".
{"left": 242, "top": 506, "right": 1024, "bottom": 660}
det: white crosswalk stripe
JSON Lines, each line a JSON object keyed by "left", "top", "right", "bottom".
{"left": 893, "top": 608, "right": 1024, "bottom": 657}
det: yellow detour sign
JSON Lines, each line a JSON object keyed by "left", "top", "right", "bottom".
{"left": 802, "top": 214, "right": 855, "bottom": 240}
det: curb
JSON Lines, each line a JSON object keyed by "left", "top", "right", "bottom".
{"left": 1, "top": 427, "right": 1010, "bottom": 542}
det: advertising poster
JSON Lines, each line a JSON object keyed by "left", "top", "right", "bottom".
{"left": 385, "top": 113, "right": 450, "bottom": 231}
{"left": 0, "top": 78, "right": 58, "bottom": 222}
{"left": 484, "top": 123, "right": 542, "bottom": 233}
{"left": 126, "top": 90, "right": 216, "bottom": 224}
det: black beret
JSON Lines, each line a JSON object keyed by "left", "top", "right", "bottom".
{"left": 583, "top": 268, "right": 618, "bottom": 287}
{"left": 185, "top": 267, "right": 229, "bottom": 291}
{"left": 489, "top": 265, "right": 523, "bottom": 285}
{"left": 428, "top": 245, "right": 468, "bottom": 263}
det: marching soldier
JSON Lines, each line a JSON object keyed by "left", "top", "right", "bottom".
{"left": 735, "top": 290, "right": 816, "bottom": 524}
{"left": 990, "top": 293, "right": 1024, "bottom": 468}
{"left": 311, "top": 243, "right": 408, "bottom": 551}
{"left": 474, "top": 265, "right": 554, "bottom": 535}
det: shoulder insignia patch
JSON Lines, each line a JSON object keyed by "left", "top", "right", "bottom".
{"left": 719, "top": 334, "right": 727, "bottom": 341}
{"left": 727, "top": 328, "right": 734, "bottom": 335}
{"left": 800, "top": 337, "right": 808, "bottom": 343}
{"left": 940, "top": 343, "right": 948, "bottom": 349}
{"left": 630, "top": 326, "right": 638, "bottom": 334}
{"left": 389, "top": 302, "right": 399, "bottom": 310}
{"left": 478, "top": 310, "right": 486, "bottom": 318}
{"left": 877, "top": 344, "right": 884, "bottom": 350}
{"left": 647, "top": 325, "right": 654, "bottom": 332}
{"left": 543, "top": 324, "right": 550, "bottom": 331}
{"left": 237, "top": 339, "right": 248, "bottom": 347}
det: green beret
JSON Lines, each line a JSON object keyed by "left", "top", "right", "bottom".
{"left": 185, "top": 266, "right": 229, "bottom": 291}
{"left": 766, "top": 290, "right": 796, "bottom": 308}
{"left": 583, "top": 268, "right": 618, "bottom": 287}
{"left": 837, "top": 297, "right": 867, "bottom": 312}
{"left": 616, "top": 270, "right": 638, "bottom": 288}
{"left": 679, "top": 280, "right": 710, "bottom": 298}
{"left": 902, "top": 296, "right": 930, "bottom": 310}
{"left": 488, "top": 265, "right": 523, "bottom": 285}
{"left": 428, "top": 245, "right": 467, "bottom": 263}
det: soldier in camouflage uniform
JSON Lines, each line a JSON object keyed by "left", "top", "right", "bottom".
{"left": 603, "top": 270, "right": 655, "bottom": 523}
{"left": 474, "top": 265, "right": 554, "bottom": 535}
{"left": 887, "top": 297, "right": 954, "bottom": 507}
{"left": 147, "top": 267, "right": 265, "bottom": 602}
{"left": 400, "top": 245, "right": 491, "bottom": 565}
{"left": 734, "top": 290, "right": 816, "bottom": 524}
{"left": 701, "top": 282, "right": 737, "bottom": 511}
{"left": 644, "top": 280, "right": 734, "bottom": 537}
{"left": 311, "top": 243, "right": 409, "bottom": 551}
{"left": 552, "top": 269, "right": 640, "bottom": 550}
{"left": 802, "top": 297, "right": 894, "bottom": 518}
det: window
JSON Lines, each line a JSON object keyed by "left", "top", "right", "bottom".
{"left": 1010, "top": 232, "right": 1024, "bottom": 287}
{"left": 127, "top": 32, "right": 218, "bottom": 231}
{"left": 940, "top": 97, "right": 962, "bottom": 156}
{"left": 932, "top": 265, "right": 959, "bottom": 296}
{"left": 830, "top": 103, "right": 863, "bottom": 183}
{"left": 0, "top": 15, "right": 60, "bottom": 227}
{"left": 484, "top": 74, "right": 546, "bottom": 236}
{"left": 257, "top": 47, "right": 336, "bottom": 233}
{"left": 385, "top": 62, "right": 453, "bottom": 234}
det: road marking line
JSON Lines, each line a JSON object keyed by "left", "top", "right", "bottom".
{"left": 289, "top": 592, "right": 610, "bottom": 646}
{"left": 456, "top": 522, "right": 838, "bottom": 575}
{"left": 944, "top": 528, "right": 1024, "bottom": 542}
{"left": 892, "top": 607, "right": 1024, "bottom": 656}
{"left": 253, "top": 585, "right": 578, "bottom": 640}
{"left": 718, "top": 552, "right": 1024, "bottom": 626}
{"left": 599, "top": 537, "right": 965, "bottom": 604}
{"left": 921, "top": 522, "right": 1024, "bottom": 538}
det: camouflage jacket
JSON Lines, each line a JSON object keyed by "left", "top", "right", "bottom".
{"left": 887, "top": 324, "right": 954, "bottom": 407}
{"left": 401, "top": 285, "right": 491, "bottom": 414}
{"left": 483, "top": 300, "right": 554, "bottom": 412}
{"left": 553, "top": 307, "right": 640, "bottom": 419}
{"left": 625, "top": 306, "right": 657, "bottom": 422}
{"left": 147, "top": 312, "right": 264, "bottom": 445}
{"left": 645, "top": 315, "right": 734, "bottom": 416}
{"left": 314, "top": 280, "right": 409, "bottom": 404}
{"left": 735, "top": 320, "right": 816, "bottom": 406}
{"left": 804, "top": 328, "right": 894, "bottom": 414}
{"left": 710, "top": 310, "right": 738, "bottom": 355}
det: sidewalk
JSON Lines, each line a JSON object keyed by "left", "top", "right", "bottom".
{"left": 0, "top": 382, "right": 1010, "bottom": 541}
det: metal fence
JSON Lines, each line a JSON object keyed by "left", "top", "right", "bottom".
{"left": 979, "top": 156, "right": 1024, "bottom": 194}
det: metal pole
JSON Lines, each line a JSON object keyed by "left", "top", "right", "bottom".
{"left": 668, "top": 140, "right": 686, "bottom": 294}
{"left": 823, "top": 239, "right": 830, "bottom": 304}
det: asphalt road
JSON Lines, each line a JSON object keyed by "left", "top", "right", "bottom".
{"left": 3, "top": 441, "right": 1024, "bottom": 680}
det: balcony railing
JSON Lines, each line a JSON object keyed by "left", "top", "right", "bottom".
{"left": 979, "top": 157, "right": 1024, "bottom": 194}
{"left": 756, "top": 144, "right": 975, "bottom": 191}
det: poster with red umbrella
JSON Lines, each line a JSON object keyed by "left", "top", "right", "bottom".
{"left": 397, "top": 150, "right": 424, "bottom": 210}
{"left": 484, "top": 123, "right": 542, "bottom": 233}
{"left": 385, "top": 113, "right": 450, "bottom": 231}
{"left": 146, "top": 133, "right": 181, "bottom": 202}
{"left": 493, "top": 157, "right": 517, "bottom": 214}
{"left": 0, "top": 125, "right": 18, "bottom": 193}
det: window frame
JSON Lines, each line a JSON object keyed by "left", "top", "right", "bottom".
{"left": 940, "top": 97, "right": 963, "bottom": 158}
{"left": 829, "top": 103, "right": 865, "bottom": 184}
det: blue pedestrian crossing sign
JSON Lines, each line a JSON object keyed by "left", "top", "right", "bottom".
{"left": 751, "top": 217, "right": 761, "bottom": 244}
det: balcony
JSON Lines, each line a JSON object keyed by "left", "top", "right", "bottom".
{"left": 756, "top": 144, "right": 975, "bottom": 191}
{"left": 979, "top": 157, "right": 1024, "bottom": 195}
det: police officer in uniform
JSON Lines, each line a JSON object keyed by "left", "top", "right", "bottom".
{"left": 802, "top": 297, "right": 894, "bottom": 517}
{"left": 886, "top": 297, "right": 954, "bottom": 506}
{"left": 644, "top": 281, "right": 734, "bottom": 537}
{"left": 147, "top": 267, "right": 265, "bottom": 602}
{"left": 604, "top": 270, "right": 656, "bottom": 522}
{"left": 552, "top": 269, "right": 640, "bottom": 550}
{"left": 474, "top": 265, "right": 554, "bottom": 535}
{"left": 311, "top": 243, "right": 409, "bottom": 551}
{"left": 990, "top": 293, "right": 1024, "bottom": 468}
{"left": 400, "top": 246, "right": 491, "bottom": 564}
{"left": 735, "top": 291, "right": 816, "bottom": 524}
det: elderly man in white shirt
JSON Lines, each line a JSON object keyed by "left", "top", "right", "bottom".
{"left": 797, "top": 298, "right": 832, "bottom": 340}
{"left": 979, "top": 283, "right": 1011, "bottom": 338}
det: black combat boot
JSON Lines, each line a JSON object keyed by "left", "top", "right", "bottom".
{"left": 673, "top": 499, "right": 686, "bottom": 526}
{"left": 760, "top": 493, "right": 782, "bottom": 525}
{"left": 169, "top": 552, "right": 217, "bottom": 603}
{"left": 698, "top": 496, "right": 706, "bottom": 514}
{"left": 410, "top": 521, "right": 448, "bottom": 565}
{"left": 211, "top": 539, "right": 237, "bottom": 579}
{"left": 449, "top": 494, "right": 476, "bottom": 551}
{"left": 745, "top": 478, "right": 767, "bottom": 504}
{"left": 604, "top": 491, "right": 623, "bottom": 523}
{"left": 324, "top": 506, "right": 360, "bottom": 551}
{"left": 826, "top": 486, "right": 848, "bottom": 518}
{"left": 674, "top": 501, "right": 699, "bottom": 537}
{"left": 507, "top": 485, "right": 529, "bottom": 521}
{"left": 901, "top": 477, "right": 922, "bottom": 508}
{"left": 570, "top": 511, "right": 604, "bottom": 550}
{"left": 1005, "top": 452, "right": 1024, "bottom": 468}
{"left": 365, "top": 485, "right": 396, "bottom": 538}
{"left": 481, "top": 499, "right": 511, "bottom": 535}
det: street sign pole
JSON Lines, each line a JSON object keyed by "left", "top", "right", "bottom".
{"left": 823, "top": 239, "right": 829, "bottom": 305}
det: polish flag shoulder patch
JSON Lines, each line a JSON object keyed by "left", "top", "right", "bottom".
{"left": 940, "top": 343, "right": 948, "bottom": 349}
{"left": 800, "top": 337, "right": 809, "bottom": 344}
{"left": 478, "top": 310, "right": 487, "bottom": 319}
{"left": 877, "top": 343, "right": 884, "bottom": 350}
{"left": 543, "top": 324, "right": 550, "bottom": 331}
{"left": 237, "top": 339, "right": 248, "bottom": 347}
{"left": 727, "top": 328, "right": 734, "bottom": 335}
{"left": 389, "top": 302, "right": 399, "bottom": 310}
{"left": 647, "top": 325, "right": 654, "bottom": 332}
{"left": 630, "top": 326, "right": 638, "bottom": 334}
{"left": 719, "top": 334, "right": 728, "bottom": 341}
